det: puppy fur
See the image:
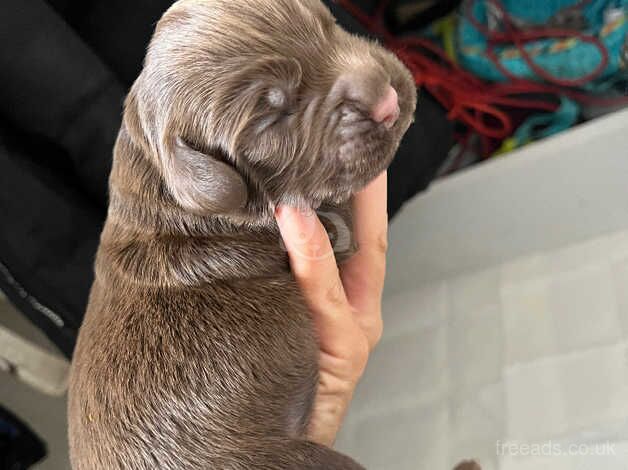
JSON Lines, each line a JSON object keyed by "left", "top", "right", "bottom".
{"left": 68, "top": 0, "right": 416, "bottom": 468}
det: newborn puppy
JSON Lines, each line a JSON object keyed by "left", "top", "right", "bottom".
{"left": 68, "top": 0, "right": 416, "bottom": 468}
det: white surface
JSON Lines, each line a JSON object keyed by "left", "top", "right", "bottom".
{"left": 385, "top": 108, "right": 628, "bottom": 294}
{"left": 337, "top": 108, "right": 628, "bottom": 469}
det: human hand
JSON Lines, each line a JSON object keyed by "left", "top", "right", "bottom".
{"left": 275, "top": 172, "right": 388, "bottom": 447}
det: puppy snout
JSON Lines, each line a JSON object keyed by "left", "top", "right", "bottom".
{"left": 331, "top": 66, "right": 398, "bottom": 128}
{"left": 370, "top": 85, "right": 399, "bottom": 129}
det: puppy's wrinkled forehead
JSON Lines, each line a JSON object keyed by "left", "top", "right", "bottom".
{"left": 163, "top": 0, "right": 337, "bottom": 61}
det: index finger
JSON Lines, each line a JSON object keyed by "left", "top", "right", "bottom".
{"left": 275, "top": 206, "right": 361, "bottom": 358}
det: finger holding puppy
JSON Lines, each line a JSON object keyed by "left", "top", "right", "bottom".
{"left": 276, "top": 206, "right": 369, "bottom": 374}
{"left": 277, "top": 205, "right": 368, "bottom": 446}
{"left": 276, "top": 177, "right": 388, "bottom": 446}
{"left": 341, "top": 171, "right": 388, "bottom": 350}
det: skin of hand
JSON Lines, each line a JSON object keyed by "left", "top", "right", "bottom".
{"left": 275, "top": 172, "right": 388, "bottom": 447}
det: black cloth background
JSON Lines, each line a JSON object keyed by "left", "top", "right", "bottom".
{"left": 0, "top": 0, "right": 454, "bottom": 357}
{"left": 0, "top": 405, "right": 47, "bottom": 468}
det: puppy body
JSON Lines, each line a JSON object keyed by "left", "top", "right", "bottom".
{"left": 68, "top": 1, "right": 416, "bottom": 468}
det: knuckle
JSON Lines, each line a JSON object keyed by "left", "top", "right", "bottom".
{"left": 376, "top": 231, "right": 388, "bottom": 255}
{"left": 359, "top": 231, "right": 388, "bottom": 258}
{"left": 324, "top": 277, "right": 346, "bottom": 308}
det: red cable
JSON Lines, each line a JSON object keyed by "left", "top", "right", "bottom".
{"left": 392, "top": 35, "right": 551, "bottom": 138}
{"left": 466, "top": 0, "right": 609, "bottom": 87}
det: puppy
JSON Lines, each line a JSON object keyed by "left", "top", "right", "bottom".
{"left": 68, "top": 0, "right": 416, "bottom": 468}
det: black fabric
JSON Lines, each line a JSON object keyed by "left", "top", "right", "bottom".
{"left": 0, "top": 0, "right": 124, "bottom": 204}
{"left": 385, "top": 0, "right": 463, "bottom": 33}
{"left": 0, "top": 0, "right": 454, "bottom": 357}
{"left": 0, "top": 405, "right": 47, "bottom": 469}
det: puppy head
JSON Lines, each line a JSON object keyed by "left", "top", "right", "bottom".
{"left": 131, "top": 0, "right": 417, "bottom": 214}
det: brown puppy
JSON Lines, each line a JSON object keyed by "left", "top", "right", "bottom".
{"left": 68, "top": 0, "right": 416, "bottom": 468}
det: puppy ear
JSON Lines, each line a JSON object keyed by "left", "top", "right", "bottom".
{"left": 163, "top": 138, "right": 248, "bottom": 215}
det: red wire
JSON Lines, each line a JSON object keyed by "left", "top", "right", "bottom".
{"left": 392, "top": 36, "right": 552, "bottom": 137}
{"left": 335, "top": 0, "right": 628, "bottom": 146}
{"left": 466, "top": 0, "right": 609, "bottom": 87}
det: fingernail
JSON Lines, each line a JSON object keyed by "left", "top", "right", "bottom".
{"left": 275, "top": 205, "right": 294, "bottom": 227}
{"left": 276, "top": 204, "right": 317, "bottom": 245}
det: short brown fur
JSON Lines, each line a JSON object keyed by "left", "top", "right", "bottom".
{"left": 68, "top": 0, "right": 416, "bottom": 468}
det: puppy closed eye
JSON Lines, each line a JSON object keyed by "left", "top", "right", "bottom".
{"left": 267, "top": 87, "right": 287, "bottom": 108}
{"left": 256, "top": 90, "right": 295, "bottom": 133}
{"left": 265, "top": 87, "right": 298, "bottom": 117}
{"left": 257, "top": 87, "right": 299, "bottom": 130}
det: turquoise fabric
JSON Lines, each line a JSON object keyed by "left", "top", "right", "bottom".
{"left": 458, "top": 0, "right": 628, "bottom": 83}
{"left": 514, "top": 97, "right": 580, "bottom": 142}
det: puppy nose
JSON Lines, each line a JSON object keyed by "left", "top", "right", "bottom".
{"left": 371, "top": 85, "right": 399, "bottom": 128}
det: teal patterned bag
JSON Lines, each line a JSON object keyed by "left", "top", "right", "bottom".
{"left": 458, "top": 0, "right": 628, "bottom": 84}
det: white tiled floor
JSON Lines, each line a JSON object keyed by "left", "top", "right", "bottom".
{"left": 337, "top": 229, "right": 628, "bottom": 470}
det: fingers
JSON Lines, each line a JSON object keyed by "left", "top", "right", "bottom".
{"left": 276, "top": 205, "right": 370, "bottom": 447}
{"left": 275, "top": 172, "right": 388, "bottom": 354}
{"left": 275, "top": 206, "right": 364, "bottom": 359}
{"left": 340, "top": 172, "right": 388, "bottom": 348}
